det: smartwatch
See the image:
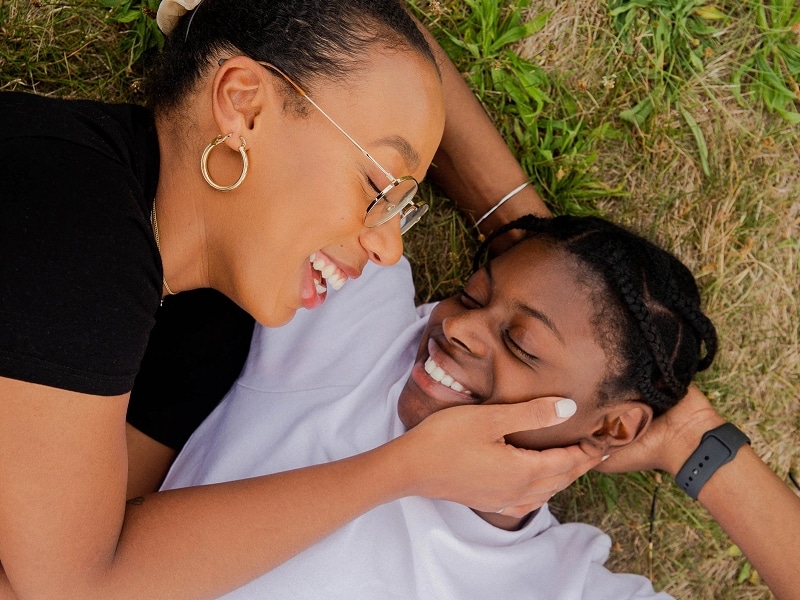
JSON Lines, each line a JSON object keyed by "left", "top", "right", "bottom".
{"left": 675, "top": 423, "right": 750, "bottom": 500}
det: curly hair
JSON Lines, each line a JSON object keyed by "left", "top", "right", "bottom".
{"left": 147, "top": 0, "right": 437, "bottom": 114}
{"left": 475, "top": 215, "right": 717, "bottom": 416}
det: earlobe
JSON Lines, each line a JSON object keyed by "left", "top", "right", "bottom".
{"left": 590, "top": 403, "right": 653, "bottom": 452}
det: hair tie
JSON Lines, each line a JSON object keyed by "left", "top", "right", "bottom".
{"left": 156, "top": 0, "right": 203, "bottom": 37}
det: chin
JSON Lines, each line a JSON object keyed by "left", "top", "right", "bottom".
{"left": 251, "top": 302, "right": 298, "bottom": 329}
{"left": 396, "top": 387, "right": 427, "bottom": 431}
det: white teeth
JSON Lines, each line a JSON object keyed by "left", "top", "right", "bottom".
{"left": 314, "top": 278, "right": 326, "bottom": 295}
{"left": 309, "top": 253, "right": 348, "bottom": 292}
{"left": 329, "top": 274, "right": 345, "bottom": 290}
{"left": 424, "top": 357, "right": 436, "bottom": 375}
{"left": 424, "top": 356, "right": 469, "bottom": 393}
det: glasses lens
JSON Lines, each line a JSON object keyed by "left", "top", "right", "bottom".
{"left": 365, "top": 177, "right": 418, "bottom": 228}
{"left": 399, "top": 203, "right": 429, "bottom": 235}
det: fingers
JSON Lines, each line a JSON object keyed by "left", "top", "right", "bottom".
{"left": 404, "top": 400, "right": 593, "bottom": 511}
{"left": 474, "top": 445, "right": 601, "bottom": 513}
{"left": 521, "top": 444, "right": 601, "bottom": 483}
{"left": 484, "top": 397, "right": 577, "bottom": 438}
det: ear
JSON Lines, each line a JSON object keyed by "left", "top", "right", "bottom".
{"left": 581, "top": 402, "right": 653, "bottom": 456}
{"left": 211, "top": 56, "right": 279, "bottom": 148}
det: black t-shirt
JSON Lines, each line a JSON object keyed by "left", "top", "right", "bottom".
{"left": 0, "top": 92, "right": 254, "bottom": 449}
{"left": 127, "top": 288, "right": 255, "bottom": 449}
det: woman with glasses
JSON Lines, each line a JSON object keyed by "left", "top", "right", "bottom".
{"left": 0, "top": 1, "right": 596, "bottom": 598}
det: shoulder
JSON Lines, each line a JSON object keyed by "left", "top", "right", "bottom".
{"left": 0, "top": 93, "right": 162, "bottom": 396}
{"left": 0, "top": 91, "right": 158, "bottom": 189}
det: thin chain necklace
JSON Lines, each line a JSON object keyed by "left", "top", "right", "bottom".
{"left": 150, "top": 200, "right": 176, "bottom": 297}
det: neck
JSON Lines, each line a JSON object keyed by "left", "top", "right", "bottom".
{"left": 472, "top": 508, "right": 535, "bottom": 531}
{"left": 153, "top": 111, "right": 214, "bottom": 294}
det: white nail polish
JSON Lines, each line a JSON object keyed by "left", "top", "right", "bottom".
{"left": 555, "top": 398, "right": 577, "bottom": 418}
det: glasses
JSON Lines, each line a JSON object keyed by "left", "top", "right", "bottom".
{"left": 220, "top": 58, "right": 428, "bottom": 235}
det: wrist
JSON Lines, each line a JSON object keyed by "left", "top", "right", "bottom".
{"left": 475, "top": 187, "right": 550, "bottom": 243}
{"left": 662, "top": 411, "right": 726, "bottom": 477}
{"left": 378, "top": 428, "right": 439, "bottom": 500}
{"left": 674, "top": 423, "right": 750, "bottom": 499}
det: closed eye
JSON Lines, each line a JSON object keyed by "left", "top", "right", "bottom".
{"left": 358, "top": 164, "right": 381, "bottom": 198}
{"left": 459, "top": 290, "right": 482, "bottom": 308}
{"left": 503, "top": 329, "right": 538, "bottom": 363}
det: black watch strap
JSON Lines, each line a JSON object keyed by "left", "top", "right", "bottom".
{"left": 675, "top": 423, "right": 750, "bottom": 500}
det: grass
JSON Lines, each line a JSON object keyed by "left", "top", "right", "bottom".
{"left": 2, "top": 0, "right": 797, "bottom": 598}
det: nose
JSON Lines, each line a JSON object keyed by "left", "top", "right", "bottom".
{"left": 442, "top": 310, "right": 488, "bottom": 358}
{"left": 359, "top": 220, "right": 404, "bottom": 266}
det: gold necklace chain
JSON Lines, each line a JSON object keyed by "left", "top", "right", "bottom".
{"left": 150, "top": 201, "right": 176, "bottom": 296}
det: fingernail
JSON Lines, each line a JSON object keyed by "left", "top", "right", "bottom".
{"left": 602, "top": 455, "right": 610, "bottom": 462}
{"left": 555, "top": 398, "right": 577, "bottom": 418}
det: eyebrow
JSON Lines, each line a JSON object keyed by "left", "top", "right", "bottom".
{"left": 485, "top": 262, "right": 566, "bottom": 346}
{"left": 375, "top": 135, "right": 420, "bottom": 172}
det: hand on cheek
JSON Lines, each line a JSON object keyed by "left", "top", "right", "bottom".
{"left": 504, "top": 398, "right": 652, "bottom": 461}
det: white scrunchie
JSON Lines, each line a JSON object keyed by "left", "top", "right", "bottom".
{"left": 156, "top": 0, "right": 203, "bottom": 36}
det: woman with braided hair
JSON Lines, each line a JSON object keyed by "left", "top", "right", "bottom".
{"left": 162, "top": 214, "right": 799, "bottom": 599}
{"left": 159, "top": 214, "right": 711, "bottom": 598}
{"left": 483, "top": 220, "right": 799, "bottom": 600}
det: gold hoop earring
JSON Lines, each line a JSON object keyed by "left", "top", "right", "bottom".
{"left": 200, "top": 133, "right": 249, "bottom": 191}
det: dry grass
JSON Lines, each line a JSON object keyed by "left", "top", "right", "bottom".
{"left": 0, "top": 0, "right": 143, "bottom": 101}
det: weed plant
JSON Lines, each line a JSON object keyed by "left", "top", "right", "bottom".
{"left": 733, "top": 0, "right": 800, "bottom": 124}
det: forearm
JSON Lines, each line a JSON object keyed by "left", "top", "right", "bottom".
{"left": 117, "top": 445, "right": 405, "bottom": 599}
{"left": 417, "top": 20, "right": 551, "bottom": 235}
{"left": 27, "top": 443, "right": 404, "bottom": 600}
{"left": 665, "top": 423, "right": 800, "bottom": 600}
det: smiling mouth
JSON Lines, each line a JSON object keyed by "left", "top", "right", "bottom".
{"left": 309, "top": 252, "right": 347, "bottom": 294}
{"left": 423, "top": 355, "right": 471, "bottom": 394}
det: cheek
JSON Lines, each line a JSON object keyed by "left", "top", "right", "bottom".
{"left": 504, "top": 418, "right": 585, "bottom": 451}
{"left": 266, "top": 138, "right": 366, "bottom": 243}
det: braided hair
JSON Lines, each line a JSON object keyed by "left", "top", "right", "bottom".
{"left": 476, "top": 215, "right": 717, "bottom": 416}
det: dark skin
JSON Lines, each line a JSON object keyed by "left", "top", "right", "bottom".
{"left": 398, "top": 240, "right": 652, "bottom": 529}
{"left": 598, "top": 386, "right": 800, "bottom": 600}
